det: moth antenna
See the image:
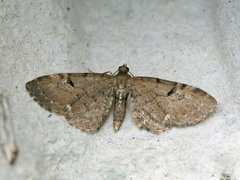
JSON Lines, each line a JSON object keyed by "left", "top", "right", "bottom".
{"left": 113, "top": 69, "right": 119, "bottom": 76}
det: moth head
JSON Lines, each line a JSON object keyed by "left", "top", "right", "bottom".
{"left": 115, "top": 64, "right": 134, "bottom": 77}
{"left": 118, "top": 64, "right": 129, "bottom": 73}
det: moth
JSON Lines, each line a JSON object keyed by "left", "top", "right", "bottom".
{"left": 26, "top": 64, "right": 217, "bottom": 134}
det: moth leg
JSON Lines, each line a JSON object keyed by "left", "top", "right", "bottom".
{"left": 103, "top": 71, "right": 113, "bottom": 76}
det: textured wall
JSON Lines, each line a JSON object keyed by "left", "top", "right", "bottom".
{"left": 0, "top": 0, "right": 239, "bottom": 179}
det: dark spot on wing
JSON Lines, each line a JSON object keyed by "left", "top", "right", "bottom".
{"left": 167, "top": 87, "right": 176, "bottom": 96}
{"left": 156, "top": 78, "right": 161, "bottom": 83}
{"left": 67, "top": 78, "right": 74, "bottom": 87}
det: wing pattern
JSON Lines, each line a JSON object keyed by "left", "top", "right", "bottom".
{"left": 128, "top": 77, "right": 217, "bottom": 134}
{"left": 26, "top": 73, "right": 114, "bottom": 133}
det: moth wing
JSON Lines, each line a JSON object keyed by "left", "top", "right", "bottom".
{"left": 26, "top": 73, "right": 114, "bottom": 133}
{"left": 128, "top": 77, "right": 217, "bottom": 134}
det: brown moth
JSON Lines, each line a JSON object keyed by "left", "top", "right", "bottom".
{"left": 26, "top": 64, "right": 217, "bottom": 134}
